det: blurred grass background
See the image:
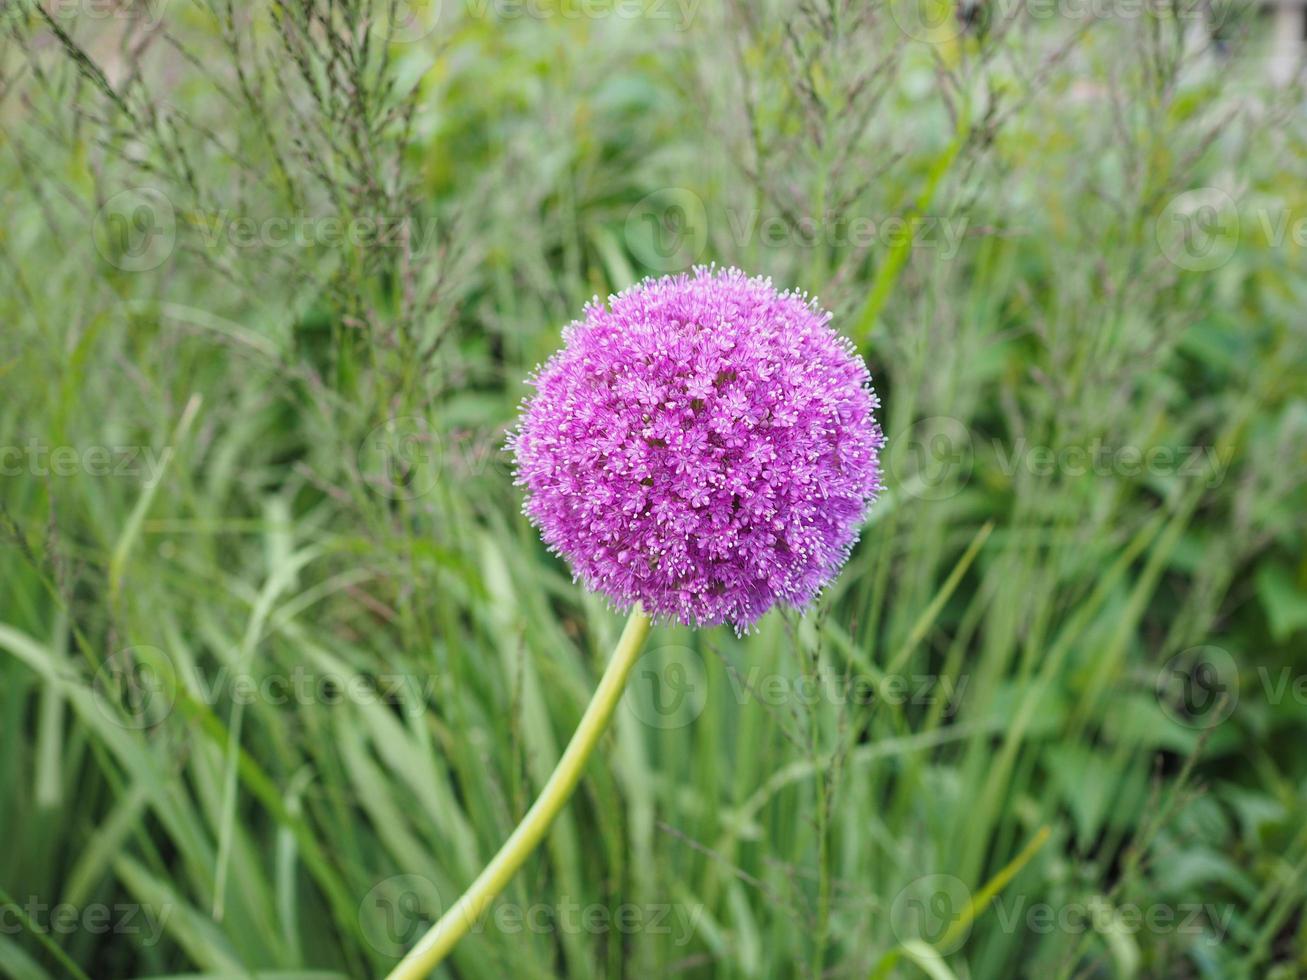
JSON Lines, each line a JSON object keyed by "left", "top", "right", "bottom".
{"left": 2, "top": 1, "right": 1306, "bottom": 977}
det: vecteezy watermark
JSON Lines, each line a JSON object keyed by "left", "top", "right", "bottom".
{"left": 92, "top": 187, "right": 177, "bottom": 273}
{"left": 885, "top": 416, "right": 976, "bottom": 503}
{"left": 63, "top": 0, "right": 443, "bottom": 43}
{"left": 464, "top": 896, "right": 702, "bottom": 943}
{"left": 1155, "top": 188, "right": 1241, "bottom": 273}
{"left": 92, "top": 186, "right": 447, "bottom": 273}
{"left": 890, "top": 873, "right": 973, "bottom": 953}
{"left": 91, "top": 646, "right": 440, "bottom": 729}
{"left": 359, "top": 874, "right": 442, "bottom": 957}
{"left": 193, "top": 211, "right": 443, "bottom": 253}
{"left": 370, "top": 0, "right": 443, "bottom": 42}
{"left": 465, "top": 0, "right": 699, "bottom": 28}
{"left": 623, "top": 188, "right": 968, "bottom": 273}
{"left": 625, "top": 189, "right": 711, "bottom": 273}
{"left": 92, "top": 646, "right": 179, "bottom": 732}
{"left": 358, "top": 875, "right": 703, "bottom": 955}
{"left": 717, "top": 208, "right": 968, "bottom": 258}
{"left": 722, "top": 668, "right": 968, "bottom": 715}
{"left": 0, "top": 441, "right": 173, "bottom": 488}
{"left": 992, "top": 439, "right": 1229, "bottom": 488}
{"left": 0, "top": 896, "right": 173, "bottom": 946}
{"left": 989, "top": 895, "right": 1235, "bottom": 941}
{"left": 624, "top": 643, "right": 710, "bottom": 729}
{"left": 888, "top": 0, "right": 1221, "bottom": 45}
{"left": 369, "top": 0, "right": 701, "bottom": 36}
{"left": 1251, "top": 206, "right": 1307, "bottom": 253}
{"left": 357, "top": 416, "right": 443, "bottom": 501}
{"left": 48, "top": 0, "right": 169, "bottom": 28}
{"left": 1155, "top": 645, "right": 1239, "bottom": 730}
{"left": 1155, "top": 191, "right": 1307, "bottom": 272}
{"left": 623, "top": 643, "right": 966, "bottom": 729}
{"left": 886, "top": 417, "right": 1229, "bottom": 502}
{"left": 890, "top": 874, "right": 1235, "bottom": 951}
{"left": 356, "top": 416, "right": 509, "bottom": 498}
{"left": 1257, "top": 666, "right": 1307, "bottom": 706}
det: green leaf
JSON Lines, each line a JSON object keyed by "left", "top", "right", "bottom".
{"left": 1255, "top": 561, "right": 1307, "bottom": 642}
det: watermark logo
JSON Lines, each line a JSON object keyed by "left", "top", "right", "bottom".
{"left": 891, "top": 873, "right": 972, "bottom": 953}
{"left": 357, "top": 416, "right": 443, "bottom": 500}
{"left": 371, "top": 0, "right": 443, "bottom": 42}
{"left": 888, "top": 0, "right": 967, "bottom": 43}
{"left": 1155, "top": 645, "right": 1239, "bottom": 729}
{"left": 92, "top": 646, "right": 179, "bottom": 731}
{"left": 359, "top": 874, "right": 442, "bottom": 957}
{"left": 624, "top": 643, "right": 709, "bottom": 729}
{"left": 1156, "top": 188, "right": 1240, "bottom": 272}
{"left": 93, "top": 187, "right": 176, "bottom": 272}
{"left": 886, "top": 416, "right": 975, "bottom": 502}
{"left": 624, "top": 188, "right": 709, "bottom": 273}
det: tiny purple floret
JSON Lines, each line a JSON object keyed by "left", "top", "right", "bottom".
{"left": 510, "top": 267, "right": 883, "bottom": 631}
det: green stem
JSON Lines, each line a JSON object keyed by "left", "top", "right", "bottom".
{"left": 387, "top": 607, "right": 654, "bottom": 979}
{"left": 850, "top": 120, "right": 969, "bottom": 348}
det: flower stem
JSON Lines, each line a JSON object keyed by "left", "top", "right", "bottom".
{"left": 386, "top": 606, "right": 653, "bottom": 979}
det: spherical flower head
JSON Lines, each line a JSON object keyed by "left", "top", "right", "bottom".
{"left": 510, "top": 267, "right": 883, "bottom": 632}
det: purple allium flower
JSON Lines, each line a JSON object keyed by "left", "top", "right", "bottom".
{"left": 510, "top": 267, "right": 883, "bottom": 632}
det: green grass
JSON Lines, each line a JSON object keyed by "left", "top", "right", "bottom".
{"left": 2, "top": 2, "right": 1306, "bottom": 978}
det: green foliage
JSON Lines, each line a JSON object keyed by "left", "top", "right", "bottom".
{"left": 1, "top": 1, "right": 1305, "bottom": 978}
